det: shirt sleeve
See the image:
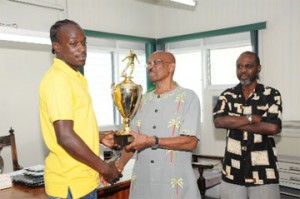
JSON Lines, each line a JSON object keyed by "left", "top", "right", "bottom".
{"left": 213, "top": 90, "right": 230, "bottom": 119}
{"left": 179, "top": 91, "right": 201, "bottom": 139}
{"left": 261, "top": 88, "right": 282, "bottom": 129}
{"left": 45, "top": 74, "right": 74, "bottom": 123}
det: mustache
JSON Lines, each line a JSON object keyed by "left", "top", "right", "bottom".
{"left": 79, "top": 52, "right": 87, "bottom": 56}
{"left": 75, "top": 52, "right": 87, "bottom": 59}
{"left": 238, "top": 73, "right": 259, "bottom": 79}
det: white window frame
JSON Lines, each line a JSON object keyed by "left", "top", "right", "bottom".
{"left": 203, "top": 32, "right": 252, "bottom": 90}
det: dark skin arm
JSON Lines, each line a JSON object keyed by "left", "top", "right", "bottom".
{"left": 99, "top": 130, "right": 119, "bottom": 148}
{"left": 53, "top": 120, "right": 121, "bottom": 183}
{"left": 115, "top": 149, "right": 135, "bottom": 173}
{"left": 214, "top": 115, "right": 281, "bottom": 135}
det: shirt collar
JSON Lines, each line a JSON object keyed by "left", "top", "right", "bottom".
{"left": 53, "top": 58, "right": 82, "bottom": 78}
{"left": 235, "top": 81, "right": 264, "bottom": 94}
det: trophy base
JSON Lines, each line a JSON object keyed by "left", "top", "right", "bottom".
{"left": 114, "top": 134, "right": 133, "bottom": 147}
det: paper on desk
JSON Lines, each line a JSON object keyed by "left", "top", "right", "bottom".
{"left": 195, "top": 159, "right": 221, "bottom": 166}
{"left": 0, "top": 173, "right": 12, "bottom": 189}
{"left": 9, "top": 164, "right": 44, "bottom": 177}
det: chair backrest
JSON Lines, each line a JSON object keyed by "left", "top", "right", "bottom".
{"left": 0, "top": 127, "right": 23, "bottom": 173}
{"left": 192, "top": 154, "right": 223, "bottom": 199}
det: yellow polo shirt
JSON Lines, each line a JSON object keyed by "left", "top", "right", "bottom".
{"left": 39, "top": 58, "right": 100, "bottom": 198}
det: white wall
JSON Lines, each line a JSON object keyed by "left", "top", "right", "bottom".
{"left": 0, "top": 0, "right": 299, "bottom": 172}
{"left": 153, "top": 0, "right": 300, "bottom": 120}
{"left": 0, "top": 42, "right": 52, "bottom": 172}
{"left": 67, "top": 0, "right": 157, "bottom": 38}
{"left": 153, "top": 0, "right": 300, "bottom": 156}
{"left": 0, "top": 0, "right": 67, "bottom": 32}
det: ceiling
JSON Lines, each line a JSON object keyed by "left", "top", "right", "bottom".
{"left": 133, "top": 0, "right": 198, "bottom": 11}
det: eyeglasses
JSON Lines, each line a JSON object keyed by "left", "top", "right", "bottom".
{"left": 236, "top": 64, "right": 256, "bottom": 69}
{"left": 146, "top": 59, "right": 171, "bottom": 68}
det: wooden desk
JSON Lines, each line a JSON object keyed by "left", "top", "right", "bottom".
{"left": 0, "top": 184, "right": 47, "bottom": 199}
{"left": 0, "top": 180, "right": 131, "bottom": 199}
{"left": 98, "top": 180, "right": 131, "bottom": 199}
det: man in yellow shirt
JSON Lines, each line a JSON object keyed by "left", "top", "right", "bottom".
{"left": 39, "top": 19, "right": 120, "bottom": 199}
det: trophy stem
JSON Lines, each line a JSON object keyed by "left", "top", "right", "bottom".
{"left": 120, "top": 118, "right": 131, "bottom": 135}
{"left": 123, "top": 76, "right": 132, "bottom": 83}
{"left": 114, "top": 118, "right": 133, "bottom": 147}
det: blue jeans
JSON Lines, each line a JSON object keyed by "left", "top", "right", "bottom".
{"left": 48, "top": 188, "right": 97, "bottom": 199}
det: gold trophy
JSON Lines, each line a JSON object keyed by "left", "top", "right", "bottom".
{"left": 111, "top": 49, "right": 143, "bottom": 147}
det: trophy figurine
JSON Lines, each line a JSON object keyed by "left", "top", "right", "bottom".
{"left": 111, "top": 49, "right": 143, "bottom": 147}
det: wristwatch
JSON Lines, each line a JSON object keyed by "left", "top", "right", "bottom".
{"left": 151, "top": 136, "right": 159, "bottom": 150}
{"left": 246, "top": 114, "right": 253, "bottom": 123}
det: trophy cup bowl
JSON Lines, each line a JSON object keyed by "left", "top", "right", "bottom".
{"left": 112, "top": 76, "right": 143, "bottom": 147}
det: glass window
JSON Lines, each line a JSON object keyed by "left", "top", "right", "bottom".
{"left": 208, "top": 45, "right": 252, "bottom": 86}
{"left": 166, "top": 32, "right": 252, "bottom": 124}
{"left": 118, "top": 52, "right": 147, "bottom": 89}
{"left": 84, "top": 50, "right": 114, "bottom": 126}
{"left": 173, "top": 51, "right": 202, "bottom": 102}
{"left": 163, "top": 50, "right": 203, "bottom": 122}
{"left": 84, "top": 41, "right": 147, "bottom": 128}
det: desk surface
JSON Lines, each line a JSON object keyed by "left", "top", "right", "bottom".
{"left": 0, "top": 184, "right": 47, "bottom": 199}
{"left": 1, "top": 160, "right": 134, "bottom": 198}
{"left": 0, "top": 180, "right": 131, "bottom": 199}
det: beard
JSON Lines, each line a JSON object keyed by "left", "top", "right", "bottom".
{"left": 239, "top": 74, "right": 258, "bottom": 86}
{"left": 240, "top": 79, "right": 253, "bottom": 86}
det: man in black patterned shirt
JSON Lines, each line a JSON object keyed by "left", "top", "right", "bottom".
{"left": 213, "top": 51, "right": 282, "bottom": 199}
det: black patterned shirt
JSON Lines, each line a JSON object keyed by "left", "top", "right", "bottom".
{"left": 213, "top": 82, "right": 282, "bottom": 186}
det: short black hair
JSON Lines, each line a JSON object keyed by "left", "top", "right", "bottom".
{"left": 239, "top": 51, "right": 261, "bottom": 80}
{"left": 240, "top": 51, "right": 261, "bottom": 66}
{"left": 50, "top": 19, "right": 79, "bottom": 54}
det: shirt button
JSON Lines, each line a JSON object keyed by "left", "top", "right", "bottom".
{"left": 151, "top": 160, "right": 154, "bottom": 163}
{"left": 242, "top": 146, "right": 247, "bottom": 151}
{"left": 155, "top": 109, "right": 158, "bottom": 113}
{"left": 153, "top": 126, "right": 156, "bottom": 129}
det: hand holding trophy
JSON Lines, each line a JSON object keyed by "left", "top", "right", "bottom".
{"left": 111, "top": 49, "right": 143, "bottom": 147}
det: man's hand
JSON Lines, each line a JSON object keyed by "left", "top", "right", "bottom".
{"left": 251, "top": 114, "right": 262, "bottom": 123}
{"left": 100, "top": 131, "right": 119, "bottom": 149}
{"left": 101, "top": 161, "right": 122, "bottom": 184}
{"left": 125, "top": 131, "right": 153, "bottom": 151}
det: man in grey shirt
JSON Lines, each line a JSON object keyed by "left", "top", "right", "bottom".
{"left": 116, "top": 51, "right": 201, "bottom": 199}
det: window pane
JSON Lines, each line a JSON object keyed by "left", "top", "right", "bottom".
{"left": 85, "top": 51, "right": 114, "bottom": 126}
{"left": 172, "top": 51, "right": 203, "bottom": 122}
{"left": 118, "top": 52, "right": 147, "bottom": 92}
{"left": 85, "top": 48, "right": 147, "bottom": 128}
{"left": 173, "top": 51, "right": 202, "bottom": 99}
{"left": 209, "top": 46, "right": 252, "bottom": 85}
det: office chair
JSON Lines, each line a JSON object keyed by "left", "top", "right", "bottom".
{"left": 192, "top": 154, "right": 223, "bottom": 199}
{"left": 0, "top": 127, "right": 23, "bottom": 173}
